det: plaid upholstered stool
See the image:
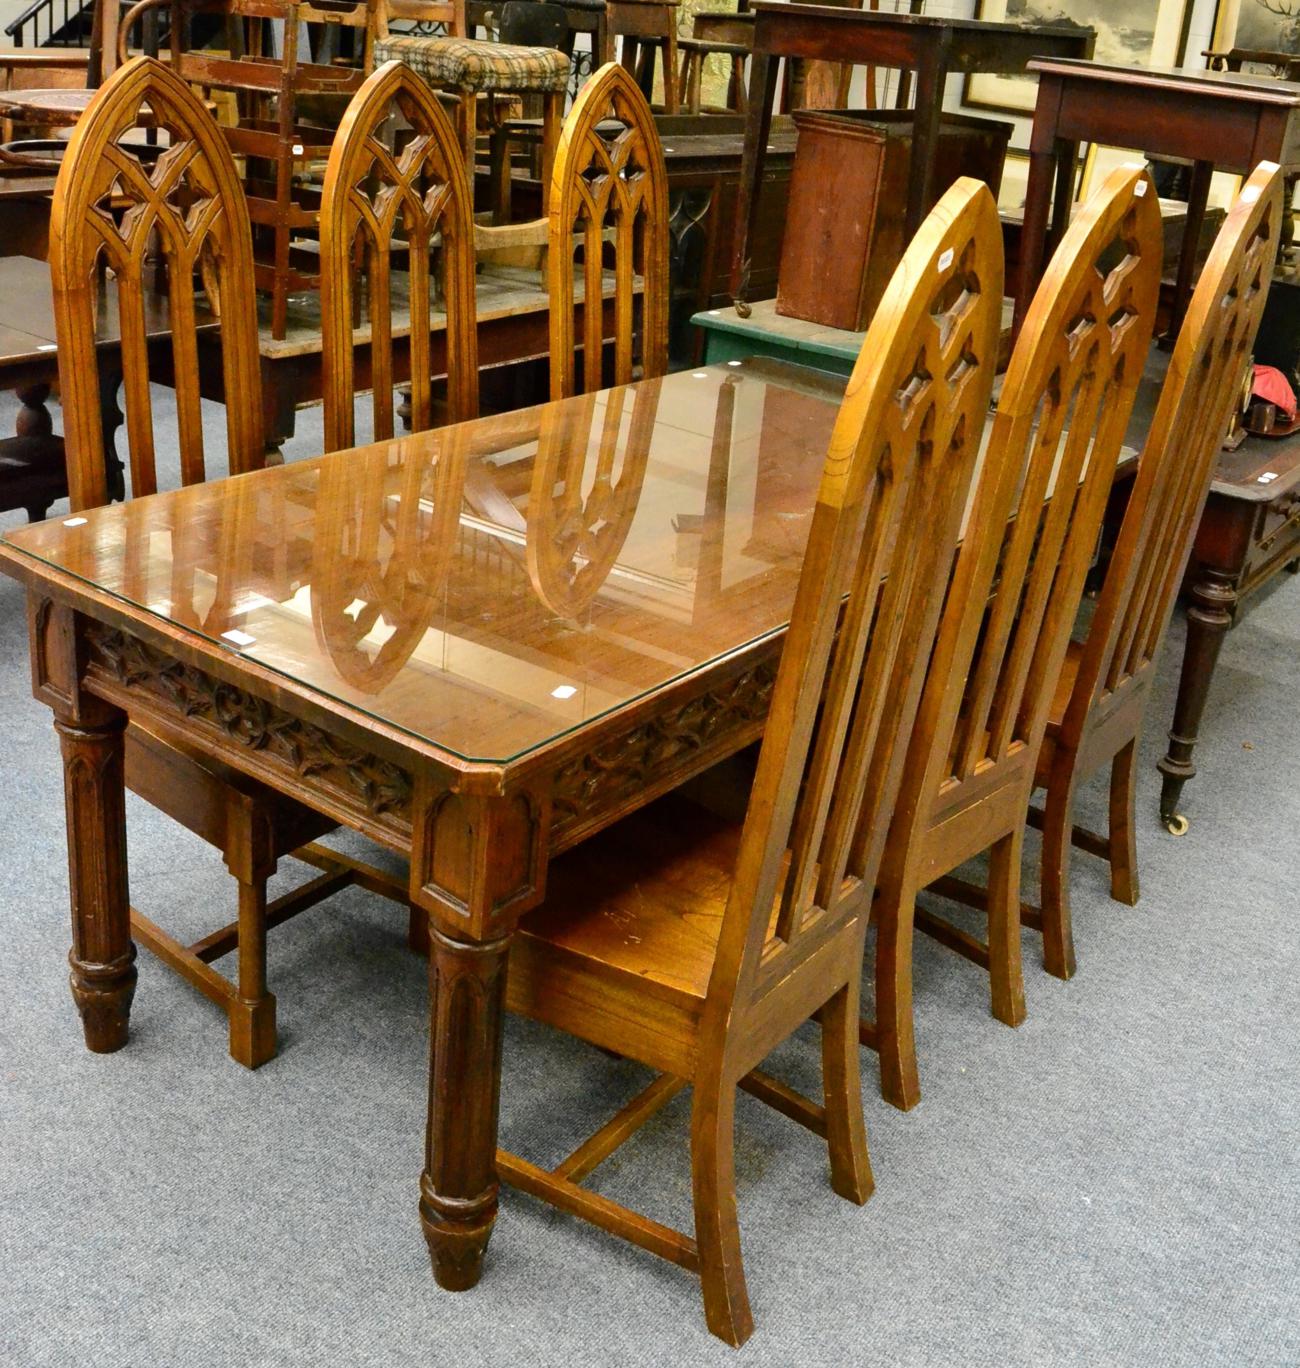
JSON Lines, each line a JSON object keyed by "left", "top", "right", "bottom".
{"left": 375, "top": 0, "right": 570, "bottom": 219}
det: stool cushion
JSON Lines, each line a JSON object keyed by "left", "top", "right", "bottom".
{"left": 375, "top": 37, "right": 570, "bottom": 93}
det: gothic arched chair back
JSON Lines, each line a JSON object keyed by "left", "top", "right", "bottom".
{"left": 1030, "top": 161, "right": 1284, "bottom": 979}
{"left": 499, "top": 178, "right": 1005, "bottom": 1346}
{"left": 50, "top": 56, "right": 263, "bottom": 511}
{"left": 320, "top": 59, "right": 479, "bottom": 452}
{"left": 870, "top": 165, "right": 1164, "bottom": 1113}
{"left": 547, "top": 61, "right": 668, "bottom": 399}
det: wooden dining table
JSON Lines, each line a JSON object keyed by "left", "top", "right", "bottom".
{"left": 0, "top": 356, "right": 848, "bottom": 1290}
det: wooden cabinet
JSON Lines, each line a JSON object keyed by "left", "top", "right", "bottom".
{"left": 776, "top": 109, "right": 1010, "bottom": 332}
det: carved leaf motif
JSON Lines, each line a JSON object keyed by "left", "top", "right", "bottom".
{"left": 549, "top": 661, "right": 777, "bottom": 833}
{"left": 87, "top": 625, "right": 414, "bottom": 821}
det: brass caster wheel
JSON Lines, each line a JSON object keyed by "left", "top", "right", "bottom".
{"left": 1164, "top": 814, "right": 1189, "bottom": 837}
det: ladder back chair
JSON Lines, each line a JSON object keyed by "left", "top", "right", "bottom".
{"left": 606, "top": 0, "right": 679, "bottom": 113}
{"left": 320, "top": 59, "right": 479, "bottom": 453}
{"left": 49, "top": 56, "right": 366, "bottom": 1068}
{"left": 498, "top": 177, "right": 1005, "bottom": 1345}
{"left": 164, "top": 0, "right": 380, "bottom": 340}
{"left": 1025, "top": 162, "right": 1283, "bottom": 979}
{"left": 547, "top": 60, "right": 668, "bottom": 399}
{"left": 867, "top": 165, "right": 1163, "bottom": 1111}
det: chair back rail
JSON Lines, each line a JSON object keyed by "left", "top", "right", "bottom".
{"left": 1064, "top": 163, "right": 1284, "bottom": 743}
{"left": 49, "top": 55, "right": 264, "bottom": 511}
{"left": 548, "top": 61, "right": 668, "bottom": 399}
{"left": 320, "top": 59, "right": 479, "bottom": 452}
{"left": 904, "top": 166, "right": 1163, "bottom": 826}
{"left": 703, "top": 178, "right": 1005, "bottom": 1052}
{"left": 380, "top": 0, "right": 466, "bottom": 37}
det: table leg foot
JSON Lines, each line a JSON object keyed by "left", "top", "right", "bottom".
{"left": 1157, "top": 569, "right": 1235, "bottom": 829}
{"left": 68, "top": 946, "right": 137, "bottom": 1053}
{"left": 419, "top": 1176, "right": 497, "bottom": 1290}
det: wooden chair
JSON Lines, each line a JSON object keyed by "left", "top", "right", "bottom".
{"left": 677, "top": 9, "right": 750, "bottom": 116}
{"left": 373, "top": 0, "right": 569, "bottom": 198}
{"left": 1019, "top": 163, "right": 1284, "bottom": 980}
{"left": 606, "top": 0, "right": 678, "bottom": 113}
{"left": 547, "top": 60, "right": 667, "bottom": 398}
{"left": 498, "top": 177, "right": 1005, "bottom": 1345}
{"left": 865, "top": 165, "right": 1164, "bottom": 1111}
{"left": 48, "top": 56, "right": 373, "bottom": 1067}
{"left": 161, "top": 0, "right": 378, "bottom": 341}
{"left": 484, "top": 0, "right": 570, "bottom": 225}
{"left": 320, "top": 59, "right": 479, "bottom": 453}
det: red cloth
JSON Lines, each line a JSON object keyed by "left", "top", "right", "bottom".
{"left": 1252, "top": 364, "right": 1297, "bottom": 419}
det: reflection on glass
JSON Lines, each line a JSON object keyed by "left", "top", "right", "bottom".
{"left": 4, "top": 360, "right": 847, "bottom": 763}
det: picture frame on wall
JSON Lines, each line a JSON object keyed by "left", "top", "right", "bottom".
{"left": 963, "top": 0, "right": 1197, "bottom": 116}
{"left": 997, "top": 148, "right": 1087, "bottom": 214}
{"left": 1214, "top": 0, "right": 1300, "bottom": 55}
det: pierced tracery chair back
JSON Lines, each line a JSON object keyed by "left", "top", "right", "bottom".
{"left": 1063, "top": 162, "right": 1283, "bottom": 742}
{"left": 49, "top": 56, "right": 264, "bottom": 511}
{"left": 320, "top": 60, "right": 479, "bottom": 453}
{"left": 908, "top": 166, "right": 1163, "bottom": 818}
{"left": 525, "top": 378, "right": 659, "bottom": 618}
{"left": 704, "top": 178, "right": 1005, "bottom": 1036}
{"left": 548, "top": 61, "right": 669, "bottom": 400}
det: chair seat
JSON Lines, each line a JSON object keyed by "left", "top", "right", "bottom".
{"left": 514, "top": 794, "right": 741, "bottom": 1009}
{"left": 374, "top": 37, "right": 570, "bottom": 93}
{"left": 678, "top": 37, "right": 750, "bottom": 57}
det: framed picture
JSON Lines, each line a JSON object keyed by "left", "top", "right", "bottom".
{"left": 1216, "top": 0, "right": 1300, "bottom": 54}
{"left": 997, "top": 149, "right": 1086, "bottom": 214}
{"left": 963, "top": 0, "right": 1196, "bottom": 117}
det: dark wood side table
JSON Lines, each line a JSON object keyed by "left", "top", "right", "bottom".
{"left": 1158, "top": 434, "right": 1300, "bottom": 832}
{"left": 0, "top": 255, "right": 199, "bottom": 518}
{"left": 1015, "top": 60, "right": 1300, "bottom": 338}
{"left": 728, "top": 4, "right": 1093, "bottom": 311}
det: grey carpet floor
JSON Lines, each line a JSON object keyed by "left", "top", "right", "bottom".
{"left": 0, "top": 387, "right": 1297, "bottom": 1368}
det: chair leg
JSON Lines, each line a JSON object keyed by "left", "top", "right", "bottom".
{"left": 489, "top": 123, "right": 512, "bottom": 225}
{"left": 820, "top": 980, "right": 873, "bottom": 1204}
{"left": 731, "top": 56, "right": 747, "bottom": 116}
{"left": 987, "top": 828, "right": 1027, "bottom": 1026}
{"left": 662, "top": 34, "right": 679, "bottom": 115}
{"left": 454, "top": 94, "right": 476, "bottom": 185}
{"left": 871, "top": 876, "right": 921, "bottom": 1112}
{"left": 1039, "top": 775, "right": 1078, "bottom": 981}
{"left": 540, "top": 90, "right": 562, "bottom": 214}
{"left": 228, "top": 874, "right": 277, "bottom": 1069}
{"left": 1108, "top": 738, "right": 1140, "bottom": 906}
{"left": 690, "top": 1077, "right": 753, "bottom": 1347}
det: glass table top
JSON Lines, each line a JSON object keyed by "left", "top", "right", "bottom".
{"left": 3, "top": 358, "right": 847, "bottom": 764}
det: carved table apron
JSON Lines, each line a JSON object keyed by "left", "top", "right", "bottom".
{"left": 7, "top": 566, "right": 780, "bottom": 1291}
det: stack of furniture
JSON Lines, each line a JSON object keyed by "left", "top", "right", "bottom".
{"left": 0, "top": 23, "right": 1293, "bottom": 1353}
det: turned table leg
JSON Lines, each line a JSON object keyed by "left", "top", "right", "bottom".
{"left": 420, "top": 925, "right": 510, "bottom": 1289}
{"left": 1158, "top": 568, "right": 1237, "bottom": 831}
{"left": 55, "top": 699, "right": 135, "bottom": 1051}
{"left": 409, "top": 782, "right": 548, "bottom": 1291}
